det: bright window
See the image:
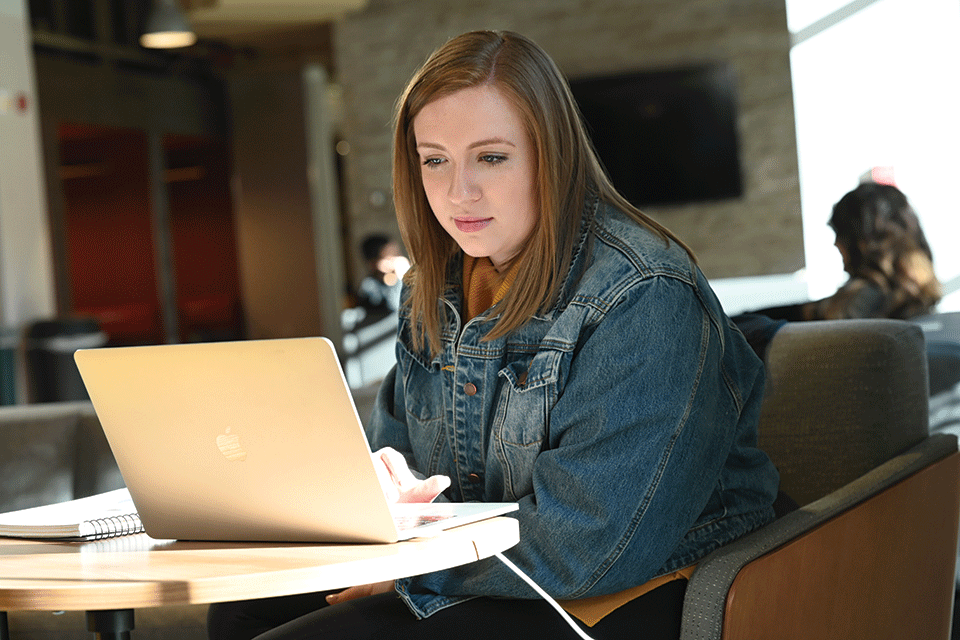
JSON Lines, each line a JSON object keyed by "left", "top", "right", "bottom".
{"left": 786, "top": 0, "right": 960, "bottom": 308}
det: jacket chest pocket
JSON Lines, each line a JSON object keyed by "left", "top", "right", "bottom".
{"left": 491, "top": 349, "right": 562, "bottom": 499}
{"left": 400, "top": 358, "right": 449, "bottom": 474}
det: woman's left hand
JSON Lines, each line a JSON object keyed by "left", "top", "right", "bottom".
{"left": 372, "top": 447, "right": 450, "bottom": 503}
{"left": 325, "top": 580, "right": 395, "bottom": 605}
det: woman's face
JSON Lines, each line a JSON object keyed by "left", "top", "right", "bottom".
{"left": 834, "top": 235, "right": 853, "bottom": 273}
{"left": 413, "top": 84, "right": 538, "bottom": 272}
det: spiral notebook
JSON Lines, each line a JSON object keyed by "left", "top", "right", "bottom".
{"left": 0, "top": 488, "right": 143, "bottom": 540}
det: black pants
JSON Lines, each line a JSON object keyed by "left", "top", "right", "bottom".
{"left": 207, "top": 579, "right": 687, "bottom": 640}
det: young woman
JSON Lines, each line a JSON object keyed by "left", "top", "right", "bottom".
{"left": 208, "top": 29, "right": 779, "bottom": 640}
{"left": 747, "top": 182, "right": 941, "bottom": 322}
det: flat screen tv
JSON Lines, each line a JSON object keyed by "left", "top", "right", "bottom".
{"left": 569, "top": 62, "right": 744, "bottom": 207}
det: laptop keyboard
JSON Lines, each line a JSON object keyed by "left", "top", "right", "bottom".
{"left": 393, "top": 513, "right": 455, "bottom": 531}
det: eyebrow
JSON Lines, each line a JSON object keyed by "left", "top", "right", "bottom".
{"left": 416, "top": 137, "right": 517, "bottom": 151}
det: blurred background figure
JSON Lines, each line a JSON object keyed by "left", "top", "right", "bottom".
{"left": 356, "top": 234, "right": 410, "bottom": 318}
{"left": 748, "top": 182, "right": 941, "bottom": 322}
{"left": 341, "top": 234, "right": 409, "bottom": 390}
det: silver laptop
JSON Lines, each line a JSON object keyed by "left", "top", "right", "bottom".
{"left": 74, "top": 337, "right": 517, "bottom": 543}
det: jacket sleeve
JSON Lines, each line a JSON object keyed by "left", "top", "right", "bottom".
{"left": 391, "top": 275, "right": 773, "bottom": 618}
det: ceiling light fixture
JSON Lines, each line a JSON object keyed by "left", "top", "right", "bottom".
{"left": 140, "top": 0, "right": 197, "bottom": 49}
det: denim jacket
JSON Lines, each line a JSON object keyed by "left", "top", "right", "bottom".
{"left": 367, "top": 194, "right": 780, "bottom": 619}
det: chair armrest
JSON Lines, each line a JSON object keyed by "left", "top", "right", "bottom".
{"left": 680, "top": 433, "right": 960, "bottom": 640}
{"left": 0, "top": 402, "right": 95, "bottom": 511}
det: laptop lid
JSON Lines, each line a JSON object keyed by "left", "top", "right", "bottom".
{"left": 74, "top": 337, "right": 515, "bottom": 543}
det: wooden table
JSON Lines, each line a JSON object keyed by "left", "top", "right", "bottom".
{"left": 0, "top": 516, "right": 519, "bottom": 639}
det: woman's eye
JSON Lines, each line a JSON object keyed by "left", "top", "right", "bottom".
{"left": 480, "top": 154, "right": 507, "bottom": 165}
{"left": 421, "top": 157, "right": 444, "bottom": 167}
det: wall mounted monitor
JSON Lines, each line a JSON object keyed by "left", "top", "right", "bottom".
{"left": 569, "top": 62, "right": 744, "bottom": 207}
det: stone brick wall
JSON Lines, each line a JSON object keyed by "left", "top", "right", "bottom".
{"left": 334, "top": 0, "right": 803, "bottom": 283}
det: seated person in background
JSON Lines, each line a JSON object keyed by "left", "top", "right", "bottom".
{"left": 747, "top": 182, "right": 942, "bottom": 322}
{"left": 356, "top": 233, "right": 410, "bottom": 317}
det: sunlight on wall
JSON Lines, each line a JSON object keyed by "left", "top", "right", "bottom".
{"left": 787, "top": 0, "right": 960, "bottom": 309}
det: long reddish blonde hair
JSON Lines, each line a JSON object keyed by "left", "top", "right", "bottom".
{"left": 393, "top": 30, "right": 690, "bottom": 356}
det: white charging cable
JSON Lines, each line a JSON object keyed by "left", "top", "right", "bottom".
{"left": 494, "top": 552, "right": 596, "bottom": 640}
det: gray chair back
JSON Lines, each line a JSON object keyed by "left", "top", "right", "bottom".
{"left": 757, "top": 319, "right": 929, "bottom": 506}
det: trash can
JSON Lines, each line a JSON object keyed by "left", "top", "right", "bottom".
{"left": 1, "top": 327, "right": 18, "bottom": 405}
{"left": 26, "top": 318, "right": 107, "bottom": 403}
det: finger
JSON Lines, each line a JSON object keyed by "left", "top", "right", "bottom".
{"left": 396, "top": 474, "right": 451, "bottom": 504}
{"left": 326, "top": 581, "right": 394, "bottom": 605}
{"left": 380, "top": 448, "right": 418, "bottom": 489}
{"left": 371, "top": 450, "right": 401, "bottom": 503}
{"left": 326, "top": 584, "right": 373, "bottom": 604}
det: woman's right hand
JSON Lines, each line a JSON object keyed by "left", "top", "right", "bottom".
{"left": 371, "top": 447, "right": 450, "bottom": 503}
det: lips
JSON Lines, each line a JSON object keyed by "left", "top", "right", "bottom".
{"left": 454, "top": 217, "right": 493, "bottom": 233}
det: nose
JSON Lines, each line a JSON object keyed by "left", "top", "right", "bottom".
{"left": 448, "top": 164, "right": 480, "bottom": 204}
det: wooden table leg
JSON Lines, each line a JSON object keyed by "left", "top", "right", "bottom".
{"left": 0, "top": 611, "right": 8, "bottom": 640}
{"left": 86, "top": 609, "right": 134, "bottom": 640}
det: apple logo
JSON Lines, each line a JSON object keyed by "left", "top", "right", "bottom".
{"left": 216, "top": 428, "right": 247, "bottom": 461}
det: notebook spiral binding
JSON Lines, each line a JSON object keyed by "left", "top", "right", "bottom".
{"left": 86, "top": 513, "right": 144, "bottom": 540}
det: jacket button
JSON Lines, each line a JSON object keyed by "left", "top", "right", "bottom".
{"left": 463, "top": 382, "right": 478, "bottom": 396}
{"left": 468, "top": 473, "right": 482, "bottom": 484}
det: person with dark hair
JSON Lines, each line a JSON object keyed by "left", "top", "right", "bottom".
{"left": 360, "top": 233, "right": 392, "bottom": 264}
{"left": 355, "top": 233, "right": 409, "bottom": 316}
{"left": 749, "top": 182, "right": 941, "bottom": 322}
{"left": 208, "top": 29, "right": 778, "bottom": 640}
